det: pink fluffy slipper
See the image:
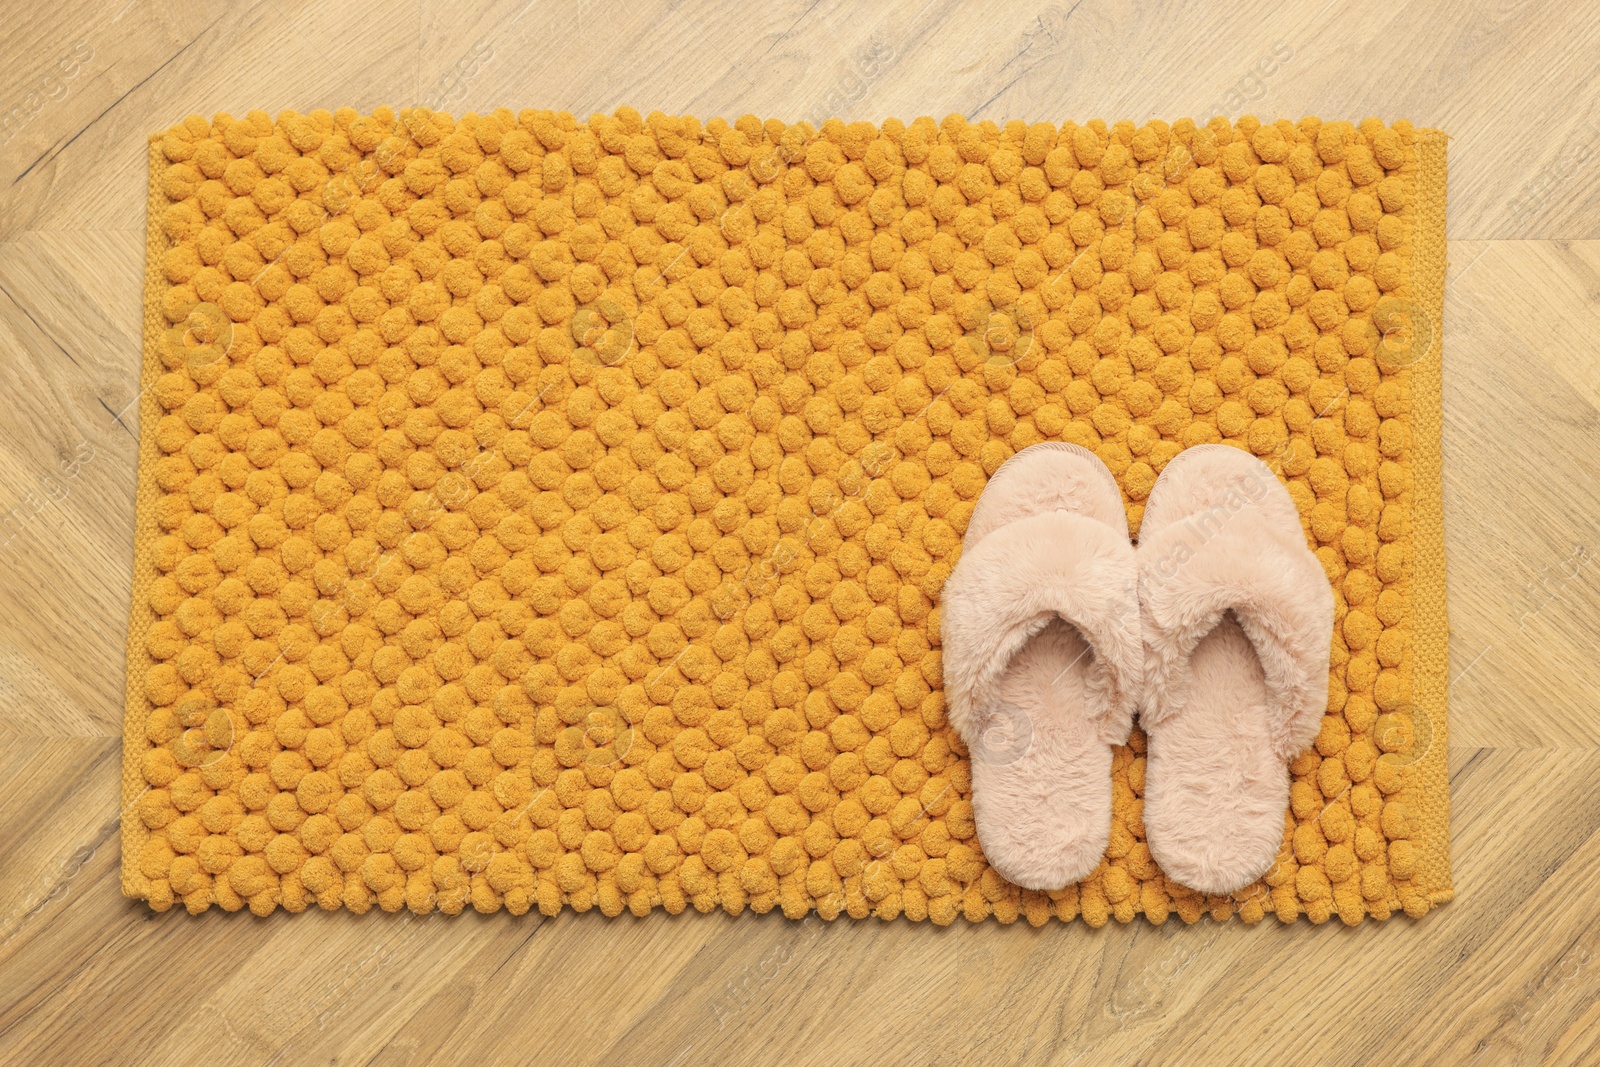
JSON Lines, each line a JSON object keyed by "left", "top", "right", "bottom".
{"left": 939, "top": 443, "right": 1143, "bottom": 891}
{"left": 1136, "top": 445, "right": 1334, "bottom": 896}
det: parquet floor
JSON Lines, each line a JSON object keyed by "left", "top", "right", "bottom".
{"left": 2, "top": 2, "right": 1599, "bottom": 1064}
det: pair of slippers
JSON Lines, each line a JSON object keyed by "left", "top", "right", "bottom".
{"left": 940, "top": 443, "right": 1334, "bottom": 895}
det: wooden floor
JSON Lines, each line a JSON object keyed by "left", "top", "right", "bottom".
{"left": 2, "top": 1, "right": 1599, "bottom": 1064}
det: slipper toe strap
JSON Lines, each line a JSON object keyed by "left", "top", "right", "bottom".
{"left": 1139, "top": 507, "right": 1334, "bottom": 761}
{"left": 940, "top": 512, "right": 1143, "bottom": 749}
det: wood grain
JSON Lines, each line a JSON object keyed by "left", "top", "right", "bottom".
{"left": 2, "top": 0, "right": 1599, "bottom": 1063}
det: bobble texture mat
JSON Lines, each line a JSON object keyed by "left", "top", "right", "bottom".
{"left": 124, "top": 108, "right": 1452, "bottom": 926}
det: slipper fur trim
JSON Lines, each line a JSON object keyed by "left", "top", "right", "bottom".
{"left": 1137, "top": 455, "right": 1334, "bottom": 762}
{"left": 940, "top": 511, "right": 1142, "bottom": 750}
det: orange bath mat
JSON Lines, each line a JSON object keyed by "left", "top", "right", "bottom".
{"left": 123, "top": 108, "right": 1451, "bottom": 925}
